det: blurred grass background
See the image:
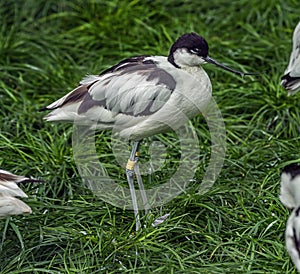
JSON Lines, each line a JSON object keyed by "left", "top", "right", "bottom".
{"left": 0, "top": 0, "right": 300, "bottom": 273}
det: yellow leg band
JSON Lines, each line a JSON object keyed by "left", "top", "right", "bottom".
{"left": 135, "top": 151, "right": 140, "bottom": 157}
{"left": 126, "top": 159, "right": 136, "bottom": 170}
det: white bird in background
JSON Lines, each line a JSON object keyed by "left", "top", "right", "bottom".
{"left": 280, "top": 163, "right": 300, "bottom": 272}
{"left": 43, "top": 32, "right": 254, "bottom": 230}
{"left": 0, "top": 169, "right": 41, "bottom": 217}
{"left": 281, "top": 21, "right": 300, "bottom": 95}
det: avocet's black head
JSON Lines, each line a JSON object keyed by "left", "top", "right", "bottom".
{"left": 168, "top": 32, "right": 255, "bottom": 77}
{"left": 282, "top": 163, "right": 300, "bottom": 180}
{"left": 168, "top": 33, "right": 209, "bottom": 68}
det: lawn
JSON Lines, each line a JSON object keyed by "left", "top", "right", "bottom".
{"left": 0, "top": 0, "right": 299, "bottom": 273}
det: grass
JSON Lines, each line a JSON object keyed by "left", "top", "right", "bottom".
{"left": 0, "top": 0, "right": 300, "bottom": 273}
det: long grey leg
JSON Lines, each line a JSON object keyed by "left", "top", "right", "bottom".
{"left": 126, "top": 141, "right": 140, "bottom": 231}
{"left": 134, "top": 158, "right": 150, "bottom": 215}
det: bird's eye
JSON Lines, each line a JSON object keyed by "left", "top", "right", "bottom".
{"left": 190, "top": 48, "right": 200, "bottom": 54}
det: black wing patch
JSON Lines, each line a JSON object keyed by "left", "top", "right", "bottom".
{"left": 0, "top": 172, "right": 19, "bottom": 183}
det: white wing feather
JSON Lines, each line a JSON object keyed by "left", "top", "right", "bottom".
{"left": 0, "top": 196, "right": 31, "bottom": 217}
{"left": 88, "top": 71, "right": 173, "bottom": 116}
{"left": 0, "top": 169, "right": 36, "bottom": 217}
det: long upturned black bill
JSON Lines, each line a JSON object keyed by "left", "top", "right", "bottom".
{"left": 204, "top": 56, "right": 256, "bottom": 77}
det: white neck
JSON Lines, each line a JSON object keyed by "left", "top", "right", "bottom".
{"left": 173, "top": 48, "right": 206, "bottom": 68}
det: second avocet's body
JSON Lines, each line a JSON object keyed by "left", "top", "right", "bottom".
{"left": 280, "top": 164, "right": 300, "bottom": 272}
{"left": 281, "top": 22, "right": 300, "bottom": 95}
